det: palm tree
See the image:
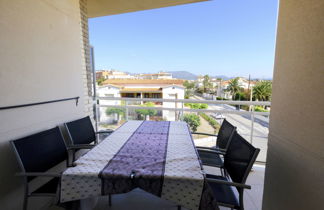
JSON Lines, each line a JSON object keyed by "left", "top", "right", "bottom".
{"left": 226, "top": 77, "right": 242, "bottom": 100}
{"left": 202, "top": 75, "right": 213, "bottom": 93}
{"left": 253, "top": 81, "right": 272, "bottom": 102}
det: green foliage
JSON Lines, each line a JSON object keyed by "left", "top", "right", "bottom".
{"left": 185, "top": 89, "right": 194, "bottom": 99}
{"left": 199, "top": 113, "right": 221, "bottom": 132}
{"left": 183, "top": 81, "right": 196, "bottom": 98}
{"left": 216, "top": 97, "right": 228, "bottom": 100}
{"left": 182, "top": 114, "right": 201, "bottom": 132}
{"left": 196, "top": 87, "right": 204, "bottom": 94}
{"left": 184, "top": 103, "right": 208, "bottom": 109}
{"left": 183, "top": 80, "right": 195, "bottom": 90}
{"left": 202, "top": 75, "right": 213, "bottom": 93}
{"left": 97, "top": 77, "right": 106, "bottom": 86}
{"left": 254, "top": 106, "right": 269, "bottom": 112}
{"left": 105, "top": 107, "right": 125, "bottom": 116}
{"left": 253, "top": 81, "right": 272, "bottom": 101}
{"left": 234, "top": 91, "right": 248, "bottom": 101}
{"left": 135, "top": 102, "right": 157, "bottom": 117}
{"left": 226, "top": 77, "right": 243, "bottom": 100}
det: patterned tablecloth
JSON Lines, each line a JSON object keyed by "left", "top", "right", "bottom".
{"left": 60, "top": 121, "right": 218, "bottom": 210}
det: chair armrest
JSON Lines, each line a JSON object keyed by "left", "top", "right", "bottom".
{"left": 206, "top": 177, "right": 251, "bottom": 189}
{"left": 96, "top": 130, "right": 114, "bottom": 134}
{"left": 16, "top": 172, "right": 61, "bottom": 177}
{"left": 67, "top": 144, "right": 95, "bottom": 150}
{"left": 197, "top": 147, "right": 226, "bottom": 155}
{"left": 196, "top": 146, "right": 225, "bottom": 151}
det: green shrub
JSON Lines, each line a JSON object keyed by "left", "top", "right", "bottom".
{"left": 183, "top": 114, "right": 201, "bottom": 132}
{"left": 216, "top": 97, "right": 228, "bottom": 100}
{"left": 106, "top": 107, "right": 125, "bottom": 116}
{"left": 254, "top": 106, "right": 268, "bottom": 112}
{"left": 184, "top": 103, "right": 208, "bottom": 109}
{"left": 135, "top": 102, "right": 158, "bottom": 118}
{"left": 199, "top": 113, "right": 221, "bottom": 132}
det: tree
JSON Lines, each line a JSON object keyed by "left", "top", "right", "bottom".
{"left": 97, "top": 77, "right": 106, "bottom": 86}
{"left": 253, "top": 81, "right": 272, "bottom": 102}
{"left": 202, "top": 75, "right": 213, "bottom": 93}
{"left": 106, "top": 107, "right": 125, "bottom": 122}
{"left": 182, "top": 114, "right": 201, "bottom": 132}
{"left": 183, "top": 80, "right": 195, "bottom": 90}
{"left": 183, "top": 80, "right": 196, "bottom": 99}
{"left": 226, "top": 77, "right": 242, "bottom": 100}
{"left": 135, "top": 102, "right": 157, "bottom": 120}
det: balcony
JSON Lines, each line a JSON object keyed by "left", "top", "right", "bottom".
{"left": 1, "top": 0, "right": 323, "bottom": 210}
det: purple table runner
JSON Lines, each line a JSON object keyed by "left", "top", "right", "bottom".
{"left": 99, "top": 121, "right": 170, "bottom": 196}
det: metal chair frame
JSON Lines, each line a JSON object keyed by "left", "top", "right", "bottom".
{"left": 64, "top": 116, "right": 113, "bottom": 206}
{"left": 193, "top": 119, "right": 237, "bottom": 175}
{"left": 10, "top": 127, "right": 68, "bottom": 210}
{"left": 206, "top": 132, "right": 260, "bottom": 210}
{"left": 64, "top": 116, "right": 113, "bottom": 164}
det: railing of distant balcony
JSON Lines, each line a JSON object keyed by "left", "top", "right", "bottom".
{"left": 95, "top": 97, "right": 270, "bottom": 147}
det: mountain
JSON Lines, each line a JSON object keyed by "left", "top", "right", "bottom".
{"left": 167, "top": 71, "right": 198, "bottom": 80}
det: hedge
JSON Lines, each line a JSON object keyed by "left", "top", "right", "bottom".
{"left": 199, "top": 113, "right": 221, "bottom": 131}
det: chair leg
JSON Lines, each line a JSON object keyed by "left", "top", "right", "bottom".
{"left": 108, "top": 194, "right": 112, "bottom": 207}
{"left": 177, "top": 205, "right": 181, "bottom": 210}
{"left": 23, "top": 195, "right": 28, "bottom": 210}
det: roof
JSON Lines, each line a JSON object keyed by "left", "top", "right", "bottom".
{"left": 100, "top": 84, "right": 121, "bottom": 88}
{"left": 102, "top": 79, "right": 184, "bottom": 86}
{"left": 120, "top": 88, "right": 162, "bottom": 93}
{"left": 163, "top": 84, "right": 185, "bottom": 89}
{"left": 88, "top": 0, "right": 208, "bottom": 18}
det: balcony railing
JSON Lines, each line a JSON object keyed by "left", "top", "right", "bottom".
{"left": 95, "top": 97, "right": 270, "bottom": 162}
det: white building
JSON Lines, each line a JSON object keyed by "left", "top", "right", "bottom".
{"left": 96, "top": 70, "right": 134, "bottom": 79}
{"left": 97, "top": 79, "right": 184, "bottom": 122}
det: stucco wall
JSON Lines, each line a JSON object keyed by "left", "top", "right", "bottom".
{"left": 0, "top": 0, "right": 88, "bottom": 209}
{"left": 262, "top": 0, "right": 324, "bottom": 209}
{"left": 162, "top": 86, "right": 185, "bottom": 121}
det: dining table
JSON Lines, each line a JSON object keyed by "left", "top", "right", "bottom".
{"left": 60, "top": 120, "right": 219, "bottom": 210}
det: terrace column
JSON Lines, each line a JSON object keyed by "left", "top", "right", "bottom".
{"left": 262, "top": 0, "right": 324, "bottom": 209}
{"left": 140, "top": 92, "right": 143, "bottom": 105}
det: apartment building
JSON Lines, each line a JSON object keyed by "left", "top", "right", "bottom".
{"left": 96, "top": 70, "right": 134, "bottom": 79}
{"left": 97, "top": 79, "right": 185, "bottom": 122}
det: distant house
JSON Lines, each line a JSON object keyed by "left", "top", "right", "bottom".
{"left": 216, "top": 77, "right": 257, "bottom": 99}
{"left": 97, "top": 79, "right": 184, "bottom": 122}
{"left": 96, "top": 70, "right": 134, "bottom": 80}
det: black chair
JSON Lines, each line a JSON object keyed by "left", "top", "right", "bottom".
{"left": 206, "top": 131, "right": 260, "bottom": 210}
{"left": 64, "top": 116, "right": 113, "bottom": 163}
{"left": 11, "top": 127, "right": 69, "bottom": 210}
{"left": 194, "top": 119, "right": 236, "bottom": 171}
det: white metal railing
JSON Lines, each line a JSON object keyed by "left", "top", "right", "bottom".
{"left": 95, "top": 97, "right": 270, "bottom": 151}
{"left": 98, "top": 97, "right": 270, "bottom": 106}
{"left": 95, "top": 97, "right": 270, "bottom": 162}
{"left": 96, "top": 97, "right": 270, "bottom": 116}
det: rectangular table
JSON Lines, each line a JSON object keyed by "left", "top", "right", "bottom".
{"left": 61, "top": 121, "right": 218, "bottom": 210}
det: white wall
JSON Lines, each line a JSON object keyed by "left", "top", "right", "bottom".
{"left": 263, "top": 0, "right": 324, "bottom": 209}
{"left": 97, "top": 86, "right": 121, "bottom": 123}
{"left": 0, "top": 0, "right": 86, "bottom": 209}
{"left": 162, "top": 86, "right": 184, "bottom": 121}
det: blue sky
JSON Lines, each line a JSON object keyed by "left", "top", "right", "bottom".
{"left": 89, "top": 0, "right": 278, "bottom": 79}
